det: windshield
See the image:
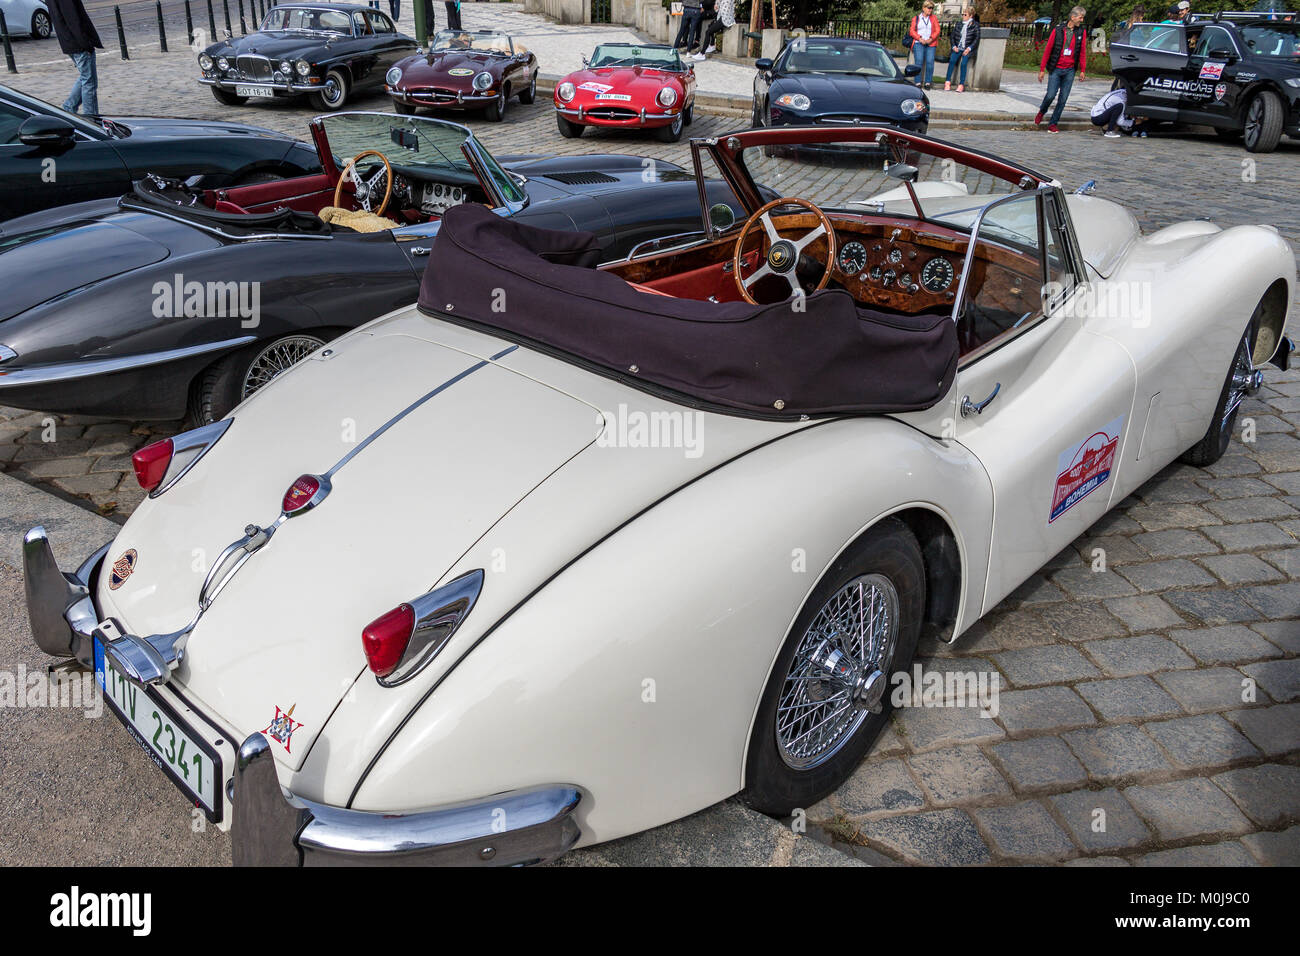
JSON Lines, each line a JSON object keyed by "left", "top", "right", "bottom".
{"left": 433, "top": 30, "right": 513, "bottom": 54}
{"left": 779, "top": 38, "right": 900, "bottom": 77}
{"left": 260, "top": 7, "right": 351, "bottom": 33}
{"left": 736, "top": 135, "right": 1027, "bottom": 233}
{"left": 1241, "top": 23, "right": 1300, "bottom": 57}
{"left": 319, "top": 113, "right": 525, "bottom": 204}
{"left": 589, "top": 44, "right": 684, "bottom": 71}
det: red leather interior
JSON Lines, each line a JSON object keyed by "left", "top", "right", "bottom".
{"left": 637, "top": 251, "right": 760, "bottom": 302}
{"left": 222, "top": 173, "right": 339, "bottom": 214}
{"left": 213, "top": 200, "right": 247, "bottom": 215}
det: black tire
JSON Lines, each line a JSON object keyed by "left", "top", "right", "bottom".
{"left": 187, "top": 332, "right": 332, "bottom": 425}
{"left": 556, "top": 113, "right": 584, "bottom": 138}
{"left": 393, "top": 100, "right": 417, "bottom": 115}
{"left": 311, "top": 69, "right": 349, "bottom": 111}
{"left": 518, "top": 73, "right": 537, "bottom": 104}
{"left": 211, "top": 87, "right": 248, "bottom": 106}
{"left": 684, "top": 102, "right": 694, "bottom": 125}
{"left": 1180, "top": 312, "right": 1261, "bottom": 467}
{"left": 484, "top": 86, "right": 508, "bottom": 122}
{"left": 31, "top": 9, "right": 53, "bottom": 38}
{"left": 1243, "top": 90, "right": 1283, "bottom": 153}
{"left": 741, "top": 519, "right": 925, "bottom": 815}
{"left": 655, "top": 111, "right": 685, "bottom": 143}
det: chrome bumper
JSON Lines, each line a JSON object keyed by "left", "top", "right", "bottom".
{"left": 556, "top": 105, "right": 677, "bottom": 126}
{"left": 23, "top": 526, "right": 110, "bottom": 667}
{"left": 199, "top": 77, "right": 323, "bottom": 94}
{"left": 387, "top": 85, "right": 497, "bottom": 105}
{"left": 232, "top": 733, "right": 583, "bottom": 866}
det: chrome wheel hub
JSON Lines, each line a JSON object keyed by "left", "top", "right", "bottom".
{"left": 241, "top": 335, "right": 326, "bottom": 398}
{"left": 1223, "top": 332, "right": 1261, "bottom": 427}
{"left": 775, "top": 573, "right": 899, "bottom": 770}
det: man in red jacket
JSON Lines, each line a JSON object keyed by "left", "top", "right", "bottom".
{"left": 1036, "top": 6, "right": 1088, "bottom": 132}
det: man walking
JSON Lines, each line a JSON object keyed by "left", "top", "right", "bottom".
{"left": 1037, "top": 6, "right": 1088, "bottom": 133}
{"left": 445, "top": 0, "right": 461, "bottom": 30}
{"left": 47, "top": 0, "right": 103, "bottom": 116}
{"left": 673, "top": 0, "right": 703, "bottom": 55}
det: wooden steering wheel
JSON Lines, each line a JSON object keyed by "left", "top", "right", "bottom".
{"left": 334, "top": 149, "right": 393, "bottom": 216}
{"left": 733, "top": 197, "right": 838, "bottom": 305}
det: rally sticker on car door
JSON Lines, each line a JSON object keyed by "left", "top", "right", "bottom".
{"left": 1049, "top": 416, "right": 1124, "bottom": 523}
{"left": 1199, "top": 61, "right": 1226, "bottom": 80}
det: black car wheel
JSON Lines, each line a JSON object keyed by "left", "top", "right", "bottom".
{"left": 485, "top": 86, "right": 508, "bottom": 122}
{"left": 1243, "top": 91, "right": 1283, "bottom": 153}
{"left": 741, "top": 519, "right": 924, "bottom": 815}
{"left": 656, "top": 111, "right": 685, "bottom": 143}
{"left": 519, "top": 74, "right": 537, "bottom": 104}
{"left": 556, "top": 113, "right": 584, "bottom": 138}
{"left": 211, "top": 87, "right": 249, "bottom": 107}
{"left": 393, "top": 100, "right": 417, "bottom": 115}
{"left": 684, "top": 102, "right": 694, "bottom": 125}
{"left": 1180, "top": 310, "right": 1262, "bottom": 467}
{"left": 31, "top": 9, "right": 52, "bottom": 38}
{"left": 312, "top": 69, "right": 349, "bottom": 111}
{"left": 189, "top": 332, "right": 333, "bottom": 425}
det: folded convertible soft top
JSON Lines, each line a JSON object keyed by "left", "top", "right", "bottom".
{"left": 418, "top": 204, "right": 958, "bottom": 417}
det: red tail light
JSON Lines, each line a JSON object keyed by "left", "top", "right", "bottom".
{"left": 132, "top": 439, "right": 174, "bottom": 492}
{"left": 362, "top": 604, "right": 416, "bottom": 677}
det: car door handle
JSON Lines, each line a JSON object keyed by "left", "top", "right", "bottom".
{"left": 410, "top": 246, "right": 430, "bottom": 256}
{"left": 1120, "top": 54, "right": 1138, "bottom": 61}
{"left": 960, "top": 382, "right": 1001, "bottom": 418}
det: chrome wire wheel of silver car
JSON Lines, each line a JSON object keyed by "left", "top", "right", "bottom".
{"left": 742, "top": 518, "right": 925, "bottom": 815}
{"left": 241, "top": 335, "right": 327, "bottom": 399}
{"left": 775, "top": 574, "right": 899, "bottom": 769}
{"left": 1181, "top": 312, "right": 1263, "bottom": 467}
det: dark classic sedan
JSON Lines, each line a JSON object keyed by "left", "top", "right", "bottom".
{"left": 199, "top": 3, "right": 416, "bottom": 111}
{"left": 0, "top": 85, "right": 321, "bottom": 221}
{"left": 0, "top": 112, "right": 755, "bottom": 423}
{"left": 752, "top": 36, "right": 930, "bottom": 136}
{"left": 387, "top": 30, "right": 539, "bottom": 122}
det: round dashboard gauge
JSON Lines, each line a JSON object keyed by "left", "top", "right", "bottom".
{"left": 920, "top": 257, "right": 955, "bottom": 293}
{"left": 887, "top": 248, "right": 903, "bottom": 265}
{"left": 839, "top": 241, "right": 868, "bottom": 276}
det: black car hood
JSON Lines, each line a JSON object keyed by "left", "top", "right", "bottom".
{"left": 0, "top": 221, "right": 169, "bottom": 322}
{"left": 113, "top": 116, "right": 295, "bottom": 141}
{"left": 774, "top": 72, "right": 920, "bottom": 107}
{"left": 214, "top": 31, "right": 333, "bottom": 60}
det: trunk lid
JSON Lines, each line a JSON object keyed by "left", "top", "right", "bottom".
{"left": 96, "top": 323, "right": 603, "bottom": 769}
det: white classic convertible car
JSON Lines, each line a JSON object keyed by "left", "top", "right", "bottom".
{"left": 25, "top": 125, "right": 1294, "bottom": 866}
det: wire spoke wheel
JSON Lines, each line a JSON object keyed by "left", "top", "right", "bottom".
{"left": 1220, "top": 328, "right": 1261, "bottom": 440}
{"left": 240, "top": 335, "right": 325, "bottom": 399}
{"left": 775, "top": 573, "right": 899, "bottom": 770}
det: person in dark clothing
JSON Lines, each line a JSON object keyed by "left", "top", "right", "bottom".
{"left": 673, "top": 0, "right": 704, "bottom": 54}
{"left": 445, "top": 0, "right": 461, "bottom": 30}
{"left": 1036, "top": 5, "right": 1088, "bottom": 132}
{"left": 420, "top": 0, "right": 437, "bottom": 44}
{"left": 47, "top": 0, "right": 103, "bottom": 116}
{"left": 944, "top": 7, "right": 980, "bottom": 92}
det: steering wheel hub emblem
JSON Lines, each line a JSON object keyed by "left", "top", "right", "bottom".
{"left": 767, "top": 239, "right": 797, "bottom": 274}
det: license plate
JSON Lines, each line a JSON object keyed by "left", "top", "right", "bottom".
{"left": 235, "top": 84, "right": 266, "bottom": 97}
{"left": 94, "top": 637, "right": 223, "bottom": 821}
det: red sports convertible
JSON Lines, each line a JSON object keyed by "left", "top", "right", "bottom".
{"left": 386, "top": 30, "right": 538, "bottom": 122}
{"left": 554, "top": 42, "right": 696, "bottom": 142}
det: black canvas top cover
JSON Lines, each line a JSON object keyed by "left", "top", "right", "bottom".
{"left": 419, "top": 204, "right": 959, "bottom": 416}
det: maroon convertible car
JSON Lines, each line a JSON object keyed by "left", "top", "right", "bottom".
{"left": 385, "top": 29, "right": 539, "bottom": 122}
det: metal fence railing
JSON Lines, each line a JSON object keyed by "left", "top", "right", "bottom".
{"left": 808, "top": 18, "right": 1045, "bottom": 57}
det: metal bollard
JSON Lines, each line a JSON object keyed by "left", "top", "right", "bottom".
{"left": 115, "top": 6, "right": 130, "bottom": 60}
{"left": 207, "top": 0, "right": 217, "bottom": 41}
{"left": 185, "top": 0, "right": 194, "bottom": 45}
{"left": 237, "top": 0, "right": 247, "bottom": 34}
{"left": 0, "top": 11, "right": 16, "bottom": 75}
{"left": 156, "top": 0, "right": 168, "bottom": 52}
{"left": 222, "top": 0, "right": 232, "bottom": 36}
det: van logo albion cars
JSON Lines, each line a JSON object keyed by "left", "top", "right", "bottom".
{"left": 108, "top": 550, "right": 137, "bottom": 590}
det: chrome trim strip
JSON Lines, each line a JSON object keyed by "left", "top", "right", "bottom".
{"left": 0, "top": 337, "right": 257, "bottom": 388}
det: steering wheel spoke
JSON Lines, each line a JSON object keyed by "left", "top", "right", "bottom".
{"left": 333, "top": 149, "right": 394, "bottom": 217}
{"left": 743, "top": 262, "right": 773, "bottom": 290}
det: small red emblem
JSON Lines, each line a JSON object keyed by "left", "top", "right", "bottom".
{"left": 109, "top": 549, "right": 137, "bottom": 590}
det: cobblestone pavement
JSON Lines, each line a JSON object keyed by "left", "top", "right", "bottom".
{"left": 1, "top": 12, "right": 1297, "bottom": 865}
